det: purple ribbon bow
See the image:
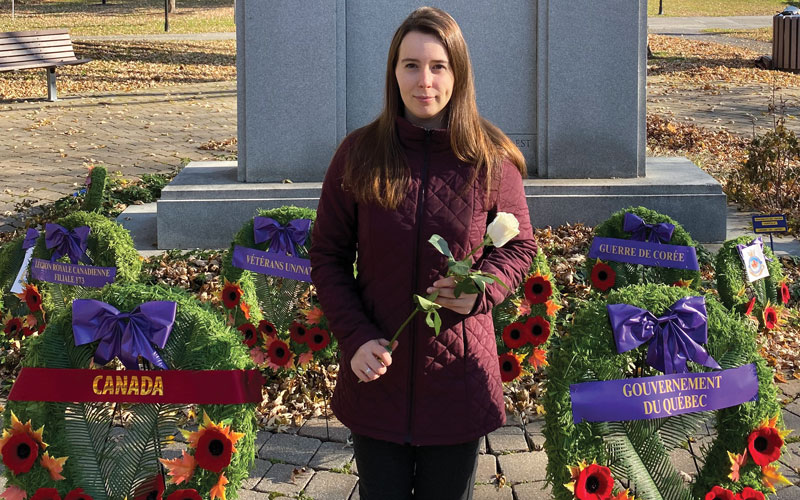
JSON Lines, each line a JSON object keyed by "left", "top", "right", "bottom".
{"left": 736, "top": 237, "right": 772, "bottom": 263}
{"left": 22, "top": 228, "right": 39, "bottom": 250}
{"left": 623, "top": 213, "right": 675, "bottom": 244}
{"left": 253, "top": 217, "right": 312, "bottom": 256}
{"left": 45, "top": 223, "right": 92, "bottom": 264}
{"left": 72, "top": 299, "right": 176, "bottom": 370}
{"left": 608, "top": 296, "right": 720, "bottom": 374}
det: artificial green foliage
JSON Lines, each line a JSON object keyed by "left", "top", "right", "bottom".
{"left": 586, "top": 207, "right": 702, "bottom": 292}
{"left": 714, "top": 235, "right": 784, "bottom": 315}
{"left": 3, "top": 282, "right": 256, "bottom": 499}
{"left": 82, "top": 166, "right": 108, "bottom": 212}
{"left": 31, "top": 211, "right": 141, "bottom": 313}
{"left": 0, "top": 234, "right": 25, "bottom": 293}
{"left": 542, "top": 283, "right": 782, "bottom": 500}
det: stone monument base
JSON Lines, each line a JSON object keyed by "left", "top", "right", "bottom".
{"left": 156, "top": 157, "right": 726, "bottom": 249}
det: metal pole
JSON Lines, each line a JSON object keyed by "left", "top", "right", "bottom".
{"left": 770, "top": 233, "right": 775, "bottom": 253}
{"left": 164, "top": 0, "right": 169, "bottom": 32}
{"left": 11, "top": 0, "right": 14, "bottom": 20}
{"left": 658, "top": 0, "right": 664, "bottom": 15}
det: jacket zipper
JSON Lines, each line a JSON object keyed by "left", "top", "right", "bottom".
{"left": 406, "top": 128, "right": 432, "bottom": 443}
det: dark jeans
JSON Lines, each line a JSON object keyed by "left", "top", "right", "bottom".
{"left": 352, "top": 433, "right": 480, "bottom": 500}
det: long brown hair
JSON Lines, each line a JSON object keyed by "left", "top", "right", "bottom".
{"left": 343, "top": 6, "right": 525, "bottom": 210}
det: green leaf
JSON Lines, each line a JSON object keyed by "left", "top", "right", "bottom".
{"left": 448, "top": 258, "right": 471, "bottom": 276}
{"left": 454, "top": 278, "right": 478, "bottom": 298}
{"left": 414, "top": 293, "right": 441, "bottom": 312}
{"left": 425, "top": 310, "right": 442, "bottom": 335}
{"left": 428, "top": 234, "right": 452, "bottom": 258}
{"left": 480, "top": 271, "right": 510, "bottom": 291}
{"left": 471, "top": 274, "right": 495, "bottom": 293}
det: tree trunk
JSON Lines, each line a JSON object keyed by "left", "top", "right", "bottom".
{"left": 168, "top": 0, "right": 176, "bottom": 13}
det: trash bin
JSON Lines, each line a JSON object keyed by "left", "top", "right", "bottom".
{"left": 773, "top": 6, "right": 800, "bottom": 70}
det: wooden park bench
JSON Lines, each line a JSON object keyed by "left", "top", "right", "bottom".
{"left": 0, "top": 29, "right": 91, "bottom": 101}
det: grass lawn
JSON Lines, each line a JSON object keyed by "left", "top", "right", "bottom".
{"left": 0, "top": 0, "right": 233, "bottom": 35}
{"left": 648, "top": 0, "right": 798, "bottom": 17}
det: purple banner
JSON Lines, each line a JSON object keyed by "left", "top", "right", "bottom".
{"left": 30, "top": 258, "right": 116, "bottom": 288}
{"left": 570, "top": 364, "right": 759, "bottom": 423}
{"left": 587, "top": 237, "right": 699, "bottom": 271}
{"left": 232, "top": 245, "right": 311, "bottom": 282}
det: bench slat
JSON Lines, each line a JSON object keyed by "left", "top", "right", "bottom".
{"left": 0, "top": 36, "right": 72, "bottom": 49}
{"left": 0, "top": 50, "right": 77, "bottom": 65}
{"left": 0, "top": 29, "right": 69, "bottom": 39}
{"left": 0, "top": 45, "right": 76, "bottom": 58}
{"left": 0, "top": 57, "right": 89, "bottom": 72}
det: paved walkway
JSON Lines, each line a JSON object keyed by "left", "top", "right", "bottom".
{"left": 3, "top": 384, "right": 800, "bottom": 499}
{"left": 648, "top": 15, "right": 774, "bottom": 35}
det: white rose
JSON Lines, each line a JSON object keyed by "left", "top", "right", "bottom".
{"left": 486, "top": 212, "right": 520, "bottom": 248}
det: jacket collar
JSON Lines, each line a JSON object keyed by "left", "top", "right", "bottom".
{"left": 396, "top": 116, "right": 452, "bottom": 153}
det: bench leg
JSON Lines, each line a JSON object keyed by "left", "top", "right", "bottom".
{"left": 46, "top": 68, "right": 57, "bottom": 102}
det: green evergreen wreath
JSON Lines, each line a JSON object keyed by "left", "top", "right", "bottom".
{"left": 2, "top": 282, "right": 257, "bottom": 499}
{"left": 585, "top": 207, "right": 701, "bottom": 293}
{"left": 715, "top": 236, "right": 785, "bottom": 319}
{"left": 30, "top": 211, "right": 141, "bottom": 311}
{"left": 220, "top": 206, "right": 337, "bottom": 370}
{"left": 542, "top": 283, "right": 783, "bottom": 500}
{"left": 493, "top": 249, "right": 561, "bottom": 381}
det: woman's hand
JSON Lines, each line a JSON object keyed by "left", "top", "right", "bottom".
{"left": 427, "top": 276, "right": 478, "bottom": 315}
{"left": 351, "top": 338, "right": 396, "bottom": 383}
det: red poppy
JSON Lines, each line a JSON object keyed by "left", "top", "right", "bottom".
{"left": 523, "top": 275, "right": 552, "bottom": 305}
{"left": 258, "top": 319, "right": 277, "bottom": 337}
{"left": 525, "top": 316, "right": 551, "bottom": 347}
{"left": 763, "top": 307, "right": 778, "bottom": 330}
{"left": 747, "top": 425, "right": 783, "bottom": 466}
{"left": 502, "top": 322, "right": 529, "bottom": 349}
{"left": 64, "top": 489, "right": 93, "bottom": 500}
{"left": 3, "top": 317, "right": 23, "bottom": 337}
{"left": 20, "top": 284, "right": 43, "bottom": 313}
{"left": 268, "top": 339, "right": 293, "bottom": 367}
{"left": 1, "top": 430, "right": 39, "bottom": 474}
{"left": 237, "top": 323, "right": 258, "bottom": 347}
{"left": 134, "top": 475, "right": 165, "bottom": 500}
{"left": 736, "top": 487, "right": 765, "bottom": 500}
{"left": 289, "top": 321, "right": 308, "bottom": 344}
{"left": 780, "top": 282, "right": 790, "bottom": 305}
{"left": 166, "top": 490, "right": 202, "bottom": 500}
{"left": 195, "top": 427, "right": 234, "bottom": 473}
{"left": 30, "top": 489, "right": 60, "bottom": 500}
{"left": 21, "top": 327, "right": 34, "bottom": 337}
{"left": 307, "top": 327, "right": 331, "bottom": 352}
{"left": 574, "top": 463, "right": 614, "bottom": 500}
{"left": 590, "top": 261, "right": 616, "bottom": 292}
{"left": 220, "top": 281, "right": 243, "bottom": 309}
{"left": 704, "top": 486, "right": 735, "bottom": 500}
{"left": 745, "top": 296, "right": 756, "bottom": 317}
{"left": 498, "top": 353, "right": 521, "bottom": 383}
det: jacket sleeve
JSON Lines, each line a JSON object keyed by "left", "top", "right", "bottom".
{"left": 472, "top": 160, "right": 537, "bottom": 315}
{"left": 309, "top": 139, "right": 384, "bottom": 358}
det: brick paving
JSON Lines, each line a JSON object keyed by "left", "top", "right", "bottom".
{"left": 0, "top": 80, "right": 236, "bottom": 232}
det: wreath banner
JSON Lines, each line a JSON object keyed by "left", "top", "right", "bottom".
{"left": 588, "top": 237, "right": 699, "bottom": 271}
{"left": 231, "top": 245, "right": 311, "bottom": 282}
{"left": 8, "top": 368, "right": 265, "bottom": 404}
{"left": 570, "top": 363, "right": 759, "bottom": 423}
{"left": 30, "top": 259, "right": 116, "bottom": 288}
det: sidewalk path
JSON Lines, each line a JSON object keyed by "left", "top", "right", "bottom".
{"left": 75, "top": 32, "right": 235, "bottom": 42}
{"left": 648, "top": 15, "right": 774, "bottom": 35}
{"left": 0, "top": 80, "right": 236, "bottom": 232}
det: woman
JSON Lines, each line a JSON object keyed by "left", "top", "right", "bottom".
{"left": 309, "top": 7, "right": 537, "bottom": 499}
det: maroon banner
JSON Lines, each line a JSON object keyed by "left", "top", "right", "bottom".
{"left": 9, "top": 368, "right": 265, "bottom": 404}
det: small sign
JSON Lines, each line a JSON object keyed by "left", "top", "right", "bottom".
{"left": 752, "top": 214, "right": 788, "bottom": 234}
{"left": 587, "top": 237, "right": 699, "bottom": 271}
{"left": 10, "top": 247, "right": 35, "bottom": 294}
{"left": 738, "top": 242, "right": 770, "bottom": 283}
{"left": 232, "top": 245, "right": 312, "bottom": 282}
{"left": 30, "top": 258, "right": 116, "bottom": 288}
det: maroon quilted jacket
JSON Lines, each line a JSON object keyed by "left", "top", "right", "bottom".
{"left": 310, "top": 117, "right": 537, "bottom": 446}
